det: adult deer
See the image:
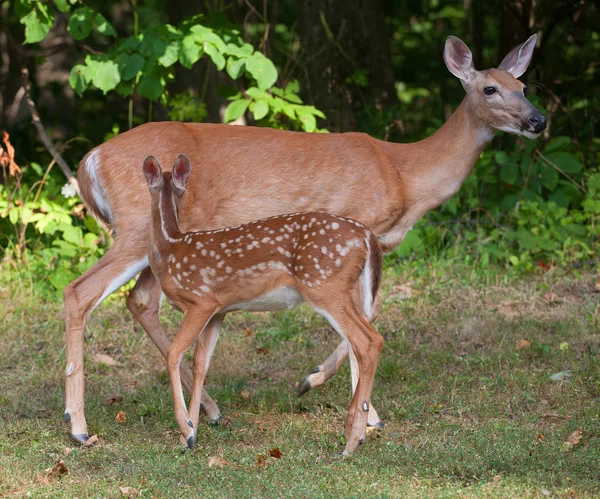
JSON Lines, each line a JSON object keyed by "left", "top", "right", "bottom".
{"left": 143, "top": 154, "right": 383, "bottom": 454}
{"left": 64, "top": 35, "right": 546, "bottom": 443}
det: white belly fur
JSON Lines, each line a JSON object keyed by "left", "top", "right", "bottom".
{"left": 225, "top": 286, "right": 304, "bottom": 312}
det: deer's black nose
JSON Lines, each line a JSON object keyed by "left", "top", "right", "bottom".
{"left": 527, "top": 113, "right": 547, "bottom": 133}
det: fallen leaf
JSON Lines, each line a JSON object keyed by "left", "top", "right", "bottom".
{"left": 559, "top": 342, "right": 569, "bottom": 351}
{"left": 269, "top": 447, "right": 282, "bottom": 459}
{"left": 256, "top": 347, "right": 269, "bottom": 355}
{"left": 243, "top": 328, "right": 254, "bottom": 337}
{"left": 256, "top": 454, "right": 267, "bottom": 467}
{"left": 83, "top": 435, "right": 98, "bottom": 446}
{"left": 542, "top": 412, "right": 559, "bottom": 418}
{"left": 536, "top": 433, "right": 545, "bottom": 443}
{"left": 119, "top": 486, "right": 140, "bottom": 497}
{"left": 516, "top": 339, "right": 531, "bottom": 349}
{"left": 124, "top": 380, "right": 140, "bottom": 390}
{"left": 563, "top": 428, "right": 583, "bottom": 450}
{"left": 544, "top": 291, "right": 557, "bottom": 303}
{"left": 44, "top": 460, "right": 68, "bottom": 480}
{"left": 92, "top": 353, "right": 121, "bottom": 367}
{"left": 536, "top": 260, "right": 550, "bottom": 270}
{"left": 207, "top": 456, "right": 233, "bottom": 468}
{"left": 115, "top": 411, "right": 127, "bottom": 424}
{"left": 63, "top": 447, "right": 75, "bottom": 455}
{"left": 594, "top": 279, "right": 600, "bottom": 293}
{"left": 103, "top": 394, "right": 123, "bottom": 405}
{"left": 389, "top": 283, "right": 418, "bottom": 300}
{"left": 496, "top": 302, "right": 521, "bottom": 319}
{"left": 550, "top": 370, "right": 573, "bottom": 381}
{"left": 240, "top": 391, "right": 250, "bottom": 401}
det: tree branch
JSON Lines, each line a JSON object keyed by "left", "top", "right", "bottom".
{"left": 20, "top": 67, "right": 80, "bottom": 196}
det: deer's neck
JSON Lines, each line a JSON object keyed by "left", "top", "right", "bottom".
{"left": 387, "top": 96, "right": 493, "bottom": 226}
{"left": 151, "top": 185, "right": 183, "bottom": 253}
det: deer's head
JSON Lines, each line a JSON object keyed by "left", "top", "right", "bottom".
{"left": 142, "top": 154, "right": 192, "bottom": 215}
{"left": 444, "top": 34, "right": 547, "bottom": 138}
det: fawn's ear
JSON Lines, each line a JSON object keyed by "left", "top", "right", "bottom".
{"left": 444, "top": 36, "right": 476, "bottom": 82}
{"left": 142, "top": 156, "right": 163, "bottom": 189}
{"left": 498, "top": 34, "right": 537, "bottom": 78}
{"left": 172, "top": 154, "right": 191, "bottom": 191}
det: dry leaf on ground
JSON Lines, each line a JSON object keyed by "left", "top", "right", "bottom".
{"left": 92, "top": 353, "right": 121, "bottom": 367}
{"left": 103, "top": 394, "right": 123, "bottom": 405}
{"left": 83, "top": 435, "right": 98, "bottom": 446}
{"left": 256, "top": 454, "right": 267, "bottom": 467}
{"left": 44, "top": 460, "right": 68, "bottom": 480}
{"left": 269, "top": 447, "right": 282, "bottom": 459}
{"left": 119, "top": 486, "right": 140, "bottom": 497}
{"left": 544, "top": 291, "right": 558, "bottom": 303}
{"left": 243, "top": 328, "right": 254, "bottom": 337}
{"left": 124, "top": 380, "right": 140, "bottom": 390}
{"left": 240, "top": 391, "right": 250, "bottom": 400}
{"left": 207, "top": 456, "right": 234, "bottom": 468}
{"left": 115, "top": 411, "right": 127, "bottom": 424}
{"left": 594, "top": 279, "right": 600, "bottom": 293}
{"left": 563, "top": 428, "right": 583, "bottom": 450}
{"left": 516, "top": 339, "right": 531, "bottom": 349}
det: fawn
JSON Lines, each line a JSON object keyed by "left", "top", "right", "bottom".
{"left": 142, "top": 154, "right": 384, "bottom": 455}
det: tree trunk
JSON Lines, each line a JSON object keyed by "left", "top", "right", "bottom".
{"left": 296, "top": 0, "right": 395, "bottom": 132}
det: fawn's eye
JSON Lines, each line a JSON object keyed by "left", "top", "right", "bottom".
{"left": 483, "top": 86, "right": 497, "bottom": 96}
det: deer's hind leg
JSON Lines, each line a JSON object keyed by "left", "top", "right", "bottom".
{"left": 126, "top": 268, "right": 222, "bottom": 423}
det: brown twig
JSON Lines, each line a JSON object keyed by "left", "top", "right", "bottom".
{"left": 20, "top": 67, "right": 80, "bottom": 196}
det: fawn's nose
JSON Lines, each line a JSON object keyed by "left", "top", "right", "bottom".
{"left": 526, "top": 112, "right": 547, "bottom": 133}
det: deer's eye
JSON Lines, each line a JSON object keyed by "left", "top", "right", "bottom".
{"left": 484, "top": 86, "right": 497, "bottom": 96}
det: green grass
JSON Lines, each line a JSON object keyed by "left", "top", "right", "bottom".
{"left": 0, "top": 263, "right": 599, "bottom": 498}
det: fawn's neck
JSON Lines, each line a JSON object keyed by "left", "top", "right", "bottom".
{"left": 151, "top": 183, "right": 184, "bottom": 253}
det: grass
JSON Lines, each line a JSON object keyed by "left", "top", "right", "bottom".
{"left": 0, "top": 261, "right": 599, "bottom": 498}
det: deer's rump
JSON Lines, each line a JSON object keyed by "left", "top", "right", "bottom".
{"left": 78, "top": 122, "right": 403, "bottom": 239}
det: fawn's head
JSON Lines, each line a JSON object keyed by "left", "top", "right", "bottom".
{"left": 444, "top": 34, "right": 546, "bottom": 138}
{"left": 143, "top": 154, "right": 192, "bottom": 212}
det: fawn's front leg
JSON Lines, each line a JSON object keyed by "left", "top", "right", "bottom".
{"left": 188, "top": 313, "right": 225, "bottom": 433}
{"left": 167, "top": 304, "right": 219, "bottom": 449}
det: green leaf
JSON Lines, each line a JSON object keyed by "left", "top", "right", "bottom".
{"left": 249, "top": 100, "right": 269, "bottom": 120}
{"left": 67, "top": 7, "right": 94, "bottom": 40}
{"left": 245, "top": 87, "right": 270, "bottom": 100}
{"left": 224, "top": 99, "right": 249, "bottom": 122}
{"left": 544, "top": 152, "right": 583, "bottom": 175}
{"left": 499, "top": 162, "right": 518, "bottom": 185}
{"left": 50, "top": 266, "right": 75, "bottom": 291}
{"left": 90, "top": 59, "right": 121, "bottom": 94}
{"left": 159, "top": 40, "right": 181, "bottom": 67}
{"left": 21, "top": 8, "right": 53, "bottom": 44}
{"left": 494, "top": 151, "right": 510, "bottom": 165}
{"left": 226, "top": 57, "right": 246, "bottom": 79}
{"left": 540, "top": 164, "right": 559, "bottom": 191}
{"left": 137, "top": 70, "right": 165, "bottom": 101}
{"left": 69, "top": 64, "right": 89, "bottom": 96}
{"left": 53, "top": 0, "right": 71, "bottom": 13}
{"left": 246, "top": 52, "right": 278, "bottom": 91}
{"left": 118, "top": 53, "right": 145, "bottom": 81}
{"left": 119, "top": 36, "right": 141, "bottom": 53}
{"left": 179, "top": 35, "right": 203, "bottom": 69}
{"left": 204, "top": 42, "right": 225, "bottom": 70}
{"left": 94, "top": 13, "right": 116, "bottom": 36}
{"left": 295, "top": 108, "right": 316, "bottom": 132}
{"left": 543, "top": 136, "right": 572, "bottom": 154}
{"left": 224, "top": 42, "right": 254, "bottom": 57}
{"left": 61, "top": 224, "right": 82, "bottom": 245}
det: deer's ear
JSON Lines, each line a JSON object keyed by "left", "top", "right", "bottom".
{"left": 444, "top": 36, "right": 476, "bottom": 81}
{"left": 172, "top": 154, "right": 191, "bottom": 190}
{"left": 142, "top": 156, "right": 162, "bottom": 189}
{"left": 498, "top": 34, "right": 537, "bottom": 78}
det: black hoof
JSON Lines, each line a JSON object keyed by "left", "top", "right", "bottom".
{"left": 64, "top": 412, "right": 71, "bottom": 423}
{"left": 72, "top": 433, "right": 90, "bottom": 445}
{"left": 187, "top": 420, "right": 194, "bottom": 428}
{"left": 359, "top": 438, "right": 365, "bottom": 446}
{"left": 310, "top": 366, "right": 321, "bottom": 374}
{"left": 297, "top": 376, "right": 312, "bottom": 397}
{"left": 367, "top": 420, "right": 385, "bottom": 430}
{"left": 187, "top": 435, "right": 196, "bottom": 450}
{"left": 199, "top": 403, "right": 205, "bottom": 413}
